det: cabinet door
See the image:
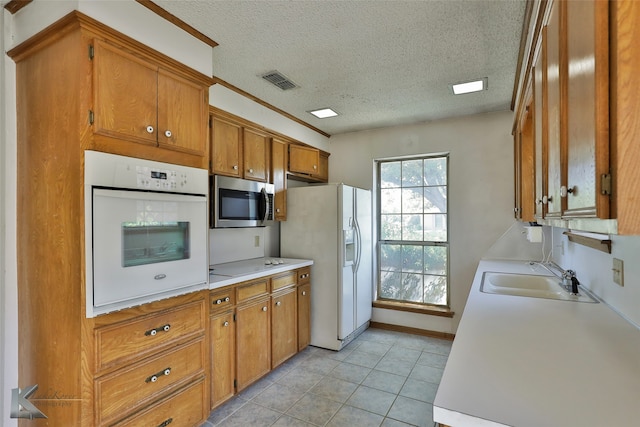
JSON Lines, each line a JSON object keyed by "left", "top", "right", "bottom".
{"left": 235, "top": 296, "right": 270, "bottom": 391}
{"left": 533, "top": 38, "right": 547, "bottom": 220}
{"left": 515, "top": 95, "right": 535, "bottom": 223}
{"left": 211, "top": 116, "right": 242, "bottom": 177}
{"left": 297, "top": 283, "right": 311, "bottom": 351}
{"left": 93, "top": 40, "right": 158, "bottom": 146}
{"left": 544, "top": 0, "right": 566, "bottom": 219}
{"left": 271, "top": 288, "right": 297, "bottom": 368}
{"left": 315, "top": 152, "right": 329, "bottom": 182}
{"left": 157, "top": 69, "right": 208, "bottom": 156}
{"left": 564, "top": 0, "right": 609, "bottom": 218}
{"left": 289, "top": 144, "right": 320, "bottom": 175}
{"left": 271, "top": 138, "right": 287, "bottom": 221}
{"left": 210, "top": 310, "right": 235, "bottom": 409}
{"left": 243, "top": 128, "right": 268, "bottom": 182}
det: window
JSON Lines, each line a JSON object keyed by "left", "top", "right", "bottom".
{"left": 377, "top": 155, "right": 449, "bottom": 306}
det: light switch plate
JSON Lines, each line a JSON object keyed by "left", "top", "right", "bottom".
{"left": 613, "top": 258, "right": 624, "bottom": 286}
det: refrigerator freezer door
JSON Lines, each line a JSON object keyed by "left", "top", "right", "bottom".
{"left": 338, "top": 185, "right": 356, "bottom": 340}
{"left": 355, "top": 187, "right": 373, "bottom": 329}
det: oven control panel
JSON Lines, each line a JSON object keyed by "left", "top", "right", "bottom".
{"left": 84, "top": 150, "right": 208, "bottom": 195}
{"left": 136, "top": 166, "right": 188, "bottom": 191}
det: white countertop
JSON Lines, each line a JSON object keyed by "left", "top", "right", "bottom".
{"left": 208, "top": 257, "right": 313, "bottom": 289}
{"left": 433, "top": 259, "right": 640, "bottom": 427}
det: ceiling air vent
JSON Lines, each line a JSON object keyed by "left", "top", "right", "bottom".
{"left": 261, "top": 70, "right": 298, "bottom": 91}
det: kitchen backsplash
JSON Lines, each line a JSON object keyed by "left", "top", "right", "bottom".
{"left": 209, "top": 224, "right": 280, "bottom": 265}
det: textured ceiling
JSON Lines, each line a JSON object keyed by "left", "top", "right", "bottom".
{"left": 155, "top": 0, "right": 526, "bottom": 136}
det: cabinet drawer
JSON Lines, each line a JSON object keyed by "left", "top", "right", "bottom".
{"left": 210, "top": 287, "right": 234, "bottom": 313}
{"left": 96, "top": 338, "right": 205, "bottom": 426}
{"left": 236, "top": 279, "right": 269, "bottom": 303}
{"left": 297, "top": 267, "right": 311, "bottom": 285}
{"left": 114, "top": 377, "right": 207, "bottom": 427}
{"left": 271, "top": 271, "right": 296, "bottom": 292}
{"left": 95, "top": 300, "right": 206, "bottom": 371}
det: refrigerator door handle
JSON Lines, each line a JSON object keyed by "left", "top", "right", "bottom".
{"left": 353, "top": 218, "right": 362, "bottom": 273}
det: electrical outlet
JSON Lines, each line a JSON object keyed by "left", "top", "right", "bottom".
{"left": 254, "top": 235, "right": 260, "bottom": 247}
{"left": 612, "top": 258, "right": 624, "bottom": 286}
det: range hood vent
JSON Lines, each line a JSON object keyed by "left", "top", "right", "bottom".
{"left": 261, "top": 70, "right": 298, "bottom": 91}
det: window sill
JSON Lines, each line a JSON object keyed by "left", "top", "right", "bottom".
{"left": 373, "top": 300, "right": 454, "bottom": 318}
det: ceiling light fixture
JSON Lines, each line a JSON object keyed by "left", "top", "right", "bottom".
{"left": 451, "top": 77, "right": 488, "bottom": 95}
{"left": 308, "top": 108, "right": 339, "bottom": 119}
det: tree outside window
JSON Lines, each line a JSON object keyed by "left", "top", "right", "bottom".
{"left": 377, "top": 155, "right": 449, "bottom": 306}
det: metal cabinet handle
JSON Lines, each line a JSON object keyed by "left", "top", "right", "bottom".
{"left": 313, "top": 165, "right": 317, "bottom": 170}
{"left": 275, "top": 301, "right": 282, "bottom": 306}
{"left": 233, "top": 165, "right": 238, "bottom": 170}
{"left": 145, "top": 324, "right": 170, "bottom": 336}
{"left": 262, "top": 306, "right": 268, "bottom": 312}
{"left": 276, "top": 208, "right": 281, "bottom": 213}
{"left": 157, "top": 418, "right": 173, "bottom": 427}
{"left": 249, "top": 168, "right": 254, "bottom": 174}
{"left": 223, "top": 321, "right": 229, "bottom": 327}
{"left": 146, "top": 367, "right": 171, "bottom": 383}
{"left": 146, "top": 125, "right": 154, "bottom": 134}
{"left": 302, "top": 291, "right": 307, "bottom": 296}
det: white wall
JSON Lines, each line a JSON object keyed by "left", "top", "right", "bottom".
{"left": 328, "top": 111, "right": 516, "bottom": 334}
{"left": 549, "top": 226, "right": 640, "bottom": 328}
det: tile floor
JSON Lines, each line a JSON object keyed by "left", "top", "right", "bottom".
{"left": 203, "top": 327, "right": 452, "bottom": 427}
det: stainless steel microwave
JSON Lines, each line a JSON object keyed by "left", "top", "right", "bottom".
{"left": 211, "top": 175, "right": 275, "bottom": 228}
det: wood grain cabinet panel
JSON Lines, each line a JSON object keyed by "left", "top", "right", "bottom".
{"left": 95, "top": 300, "right": 206, "bottom": 372}
{"left": 297, "top": 282, "right": 311, "bottom": 351}
{"left": 271, "top": 137, "right": 288, "bottom": 220}
{"left": 210, "top": 310, "right": 235, "bottom": 409}
{"left": 271, "top": 288, "right": 298, "bottom": 368}
{"left": 243, "top": 128, "right": 269, "bottom": 182}
{"left": 235, "top": 296, "right": 271, "bottom": 391}
{"left": 96, "top": 338, "right": 205, "bottom": 425}
{"left": 289, "top": 144, "right": 320, "bottom": 175}
{"left": 210, "top": 115, "right": 243, "bottom": 177}
{"left": 114, "top": 377, "right": 207, "bottom": 427}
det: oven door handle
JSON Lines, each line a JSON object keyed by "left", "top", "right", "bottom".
{"left": 260, "top": 187, "right": 270, "bottom": 224}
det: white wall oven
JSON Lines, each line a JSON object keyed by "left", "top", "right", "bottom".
{"left": 84, "top": 151, "right": 208, "bottom": 317}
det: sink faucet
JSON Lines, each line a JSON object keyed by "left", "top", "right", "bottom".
{"left": 562, "top": 269, "right": 580, "bottom": 295}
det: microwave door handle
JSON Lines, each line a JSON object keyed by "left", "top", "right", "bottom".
{"left": 260, "top": 188, "right": 269, "bottom": 224}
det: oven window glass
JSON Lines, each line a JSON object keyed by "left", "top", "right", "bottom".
{"left": 121, "top": 200, "right": 191, "bottom": 267}
{"left": 219, "top": 188, "right": 260, "bottom": 220}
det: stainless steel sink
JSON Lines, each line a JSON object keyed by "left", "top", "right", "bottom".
{"left": 480, "top": 272, "right": 598, "bottom": 303}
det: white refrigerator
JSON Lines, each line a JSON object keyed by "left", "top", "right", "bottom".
{"left": 281, "top": 184, "right": 372, "bottom": 351}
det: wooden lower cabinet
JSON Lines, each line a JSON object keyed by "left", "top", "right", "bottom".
{"left": 297, "top": 282, "right": 312, "bottom": 351}
{"left": 236, "top": 296, "right": 272, "bottom": 391}
{"left": 271, "top": 287, "right": 298, "bottom": 368}
{"left": 114, "top": 378, "right": 207, "bottom": 427}
{"left": 209, "top": 310, "right": 235, "bottom": 409}
{"left": 208, "top": 266, "right": 312, "bottom": 408}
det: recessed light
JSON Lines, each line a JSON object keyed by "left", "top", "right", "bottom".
{"left": 308, "top": 108, "right": 339, "bottom": 119}
{"left": 451, "top": 78, "right": 488, "bottom": 95}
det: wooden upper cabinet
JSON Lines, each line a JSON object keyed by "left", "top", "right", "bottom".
{"left": 515, "top": 90, "right": 535, "bottom": 223}
{"left": 315, "top": 151, "right": 330, "bottom": 182}
{"left": 544, "top": 0, "right": 565, "bottom": 219}
{"left": 93, "top": 39, "right": 158, "bottom": 146}
{"left": 271, "top": 137, "right": 288, "bottom": 221}
{"left": 289, "top": 144, "right": 320, "bottom": 176}
{"left": 533, "top": 38, "right": 547, "bottom": 221}
{"left": 157, "top": 69, "right": 208, "bottom": 156}
{"left": 564, "top": 0, "right": 609, "bottom": 219}
{"left": 92, "top": 39, "right": 209, "bottom": 160}
{"left": 243, "top": 128, "right": 269, "bottom": 182}
{"left": 210, "top": 115, "right": 242, "bottom": 177}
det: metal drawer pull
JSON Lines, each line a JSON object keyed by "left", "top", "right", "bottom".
{"left": 157, "top": 418, "right": 173, "bottom": 427}
{"left": 145, "top": 324, "right": 171, "bottom": 336}
{"left": 214, "top": 297, "right": 230, "bottom": 305}
{"left": 146, "top": 367, "right": 171, "bottom": 383}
